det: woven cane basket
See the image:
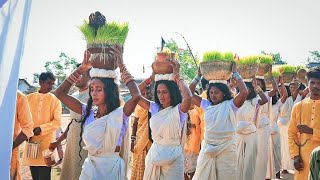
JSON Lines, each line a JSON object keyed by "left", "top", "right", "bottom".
{"left": 257, "top": 63, "right": 272, "bottom": 76}
{"left": 200, "top": 61, "right": 232, "bottom": 80}
{"left": 265, "top": 76, "right": 273, "bottom": 90}
{"left": 87, "top": 44, "right": 123, "bottom": 70}
{"left": 282, "top": 72, "right": 295, "bottom": 83}
{"left": 237, "top": 64, "right": 259, "bottom": 79}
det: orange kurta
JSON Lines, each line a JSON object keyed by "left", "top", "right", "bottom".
{"left": 22, "top": 92, "right": 62, "bottom": 166}
{"left": 184, "top": 108, "right": 202, "bottom": 153}
{"left": 288, "top": 98, "right": 320, "bottom": 180}
{"left": 11, "top": 91, "right": 34, "bottom": 180}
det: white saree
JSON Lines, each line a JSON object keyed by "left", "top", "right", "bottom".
{"left": 254, "top": 93, "right": 271, "bottom": 180}
{"left": 143, "top": 105, "right": 185, "bottom": 180}
{"left": 266, "top": 101, "right": 282, "bottom": 179}
{"left": 235, "top": 100, "right": 259, "bottom": 180}
{"left": 79, "top": 107, "right": 129, "bottom": 180}
{"left": 193, "top": 100, "right": 237, "bottom": 180}
{"left": 278, "top": 95, "right": 301, "bottom": 170}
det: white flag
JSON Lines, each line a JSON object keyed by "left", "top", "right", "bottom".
{"left": 0, "top": 0, "right": 32, "bottom": 178}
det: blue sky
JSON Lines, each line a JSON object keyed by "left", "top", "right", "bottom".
{"left": 19, "top": 0, "right": 320, "bottom": 82}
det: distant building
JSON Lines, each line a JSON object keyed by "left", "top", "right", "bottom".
{"left": 307, "top": 62, "right": 320, "bottom": 68}
{"left": 18, "top": 78, "right": 35, "bottom": 94}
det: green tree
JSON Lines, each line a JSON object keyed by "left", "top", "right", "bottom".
{"left": 33, "top": 73, "right": 40, "bottom": 83}
{"left": 33, "top": 52, "right": 78, "bottom": 84}
{"left": 261, "top": 51, "right": 286, "bottom": 65}
{"left": 307, "top": 50, "right": 320, "bottom": 63}
{"left": 157, "top": 39, "right": 199, "bottom": 82}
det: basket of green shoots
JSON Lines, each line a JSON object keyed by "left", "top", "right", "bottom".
{"left": 280, "top": 65, "right": 296, "bottom": 83}
{"left": 296, "top": 65, "right": 308, "bottom": 83}
{"left": 257, "top": 55, "right": 273, "bottom": 76}
{"left": 79, "top": 11, "right": 129, "bottom": 70}
{"left": 200, "top": 51, "right": 234, "bottom": 80}
{"left": 265, "top": 70, "right": 280, "bottom": 89}
{"left": 237, "top": 56, "right": 260, "bottom": 79}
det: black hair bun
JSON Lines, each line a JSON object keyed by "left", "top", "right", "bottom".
{"left": 89, "top": 11, "right": 106, "bottom": 35}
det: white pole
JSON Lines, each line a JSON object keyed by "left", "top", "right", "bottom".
{"left": 0, "top": 0, "right": 32, "bottom": 178}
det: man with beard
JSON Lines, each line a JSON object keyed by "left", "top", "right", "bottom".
{"left": 49, "top": 64, "right": 90, "bottom": 180}
{"left": 288, "top": 67, "right": 320, "bottom": 180}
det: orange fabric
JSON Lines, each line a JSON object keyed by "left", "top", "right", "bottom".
{"left": 131, "top": 105, "right": 152, "bottom": 180}
{"left": 11, "top": 91, "right": 34, "bottom": 180}
{"left": 200, "top": 90, "right": 207, "bottom": 99}
{"left": 288, "top": 98, "right": 320, "bottom": 180}
{"left": 22, "top": 92, "right": 62, "bottom": 166}
{"left": 184, "top": 108, "right": 202, "bottom": 153}
{"left": 198, "top": 90, "right": 207, "bottom": 142}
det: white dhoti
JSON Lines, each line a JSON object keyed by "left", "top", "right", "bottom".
{"left": 278, "top": 119, "right": 294, "bottom": 170}
{"left": 278, "top": 96, "right": 300, "bottom": 171}
{"left": 184, "top": 150, "right": 199, "bottom": 173}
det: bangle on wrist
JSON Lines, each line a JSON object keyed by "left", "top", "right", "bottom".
{"left": 173, "top": 73, "right": 180, "bottom": 80}
{"left": 195, "top": 75, "right": 201, "bottom": 82}
{"left": 144, "top": 78, "right": 151, "bottom": 87}
{"left": 254, "top": 86, "right": 263, "bottom": 94}
{"left": 192, "top": 79, "right": 199, "bottom": 86}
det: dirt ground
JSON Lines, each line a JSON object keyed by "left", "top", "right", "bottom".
{"left": 19, "top": 114, "right": 294, "bottom": 180}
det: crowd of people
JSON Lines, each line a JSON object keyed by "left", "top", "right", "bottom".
{"left": 10, "top": 48, "right": 320, "bottom": 180}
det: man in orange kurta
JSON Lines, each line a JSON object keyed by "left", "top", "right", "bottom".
{"left": 22, "top": 72, "right": 62, "bottom": 180}
{"left": 11, "top": 91, "right": 34, "bottom": 180}
{"left": 288, "top": 67, "right": 320, "bottom": 180}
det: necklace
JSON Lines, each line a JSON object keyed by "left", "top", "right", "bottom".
{"left": 93, "top": 107, "right": 107, "bottom": 119}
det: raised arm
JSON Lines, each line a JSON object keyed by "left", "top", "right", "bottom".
{"left": 232, "top": 62, "right": 248, "bottom": 108}
{"left": 53, "top": 50, "right": 92, "bottom": 114}
{"left": 278, "top": 76, "right": 288, "bottom": 104}
{"left": 171, "top": 60, "right": 192, "bottom": 113}
{"left": 291, "top": 80, "right": 300, "bottom": 101}
{"left": 253, "top": 76, "right": 268, "bottom": 105}
{"left": 111, "top": 49, "right": 141, "bottom": 117}
{"left": 267, "top": 67, "right": 279, "bottom": 97}
{"left": 137, "top": 74, "right": 154, "bottom": 111}
{"left": 189, "top": 67, "right": 202, "bottom": 108}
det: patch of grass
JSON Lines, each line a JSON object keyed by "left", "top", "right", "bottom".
{"left": 259, "top": 55, "right": 273, "bottom": 64}
{"left": 202, "top": 51, "right": 234, "bottom": 62}
{"left": 238, "top": 56, "right": 260, "bottom": 65}
{"left": 79, "top": 21, "right": 129, "bottom": 46}
{"left": 281, "top": 65, "right": 296, "bottom": 73}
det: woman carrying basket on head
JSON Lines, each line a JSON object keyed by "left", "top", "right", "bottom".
{"left": 54, "top": 49, "right": 140, "bottom": 179}
{"left": 190, "top": 62, "right": 248, "bottom": 180}
{"left": 138, "top": 59, "right": 192, "bottom": 180}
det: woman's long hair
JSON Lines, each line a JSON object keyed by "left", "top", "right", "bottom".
{"left": 246, "top": 82, "right": 257, "bottom": 100}
{"left": 78, "top": 77, "right": 120, "bottom": 163}
{"left": 257, "top": 78, "right": 267, "bottom": 92}
{"left": 206, "top": 82, "right": 233, "bottom": 104}
{"left": 154, "top": 80, "right": 182, "bottom": 107}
